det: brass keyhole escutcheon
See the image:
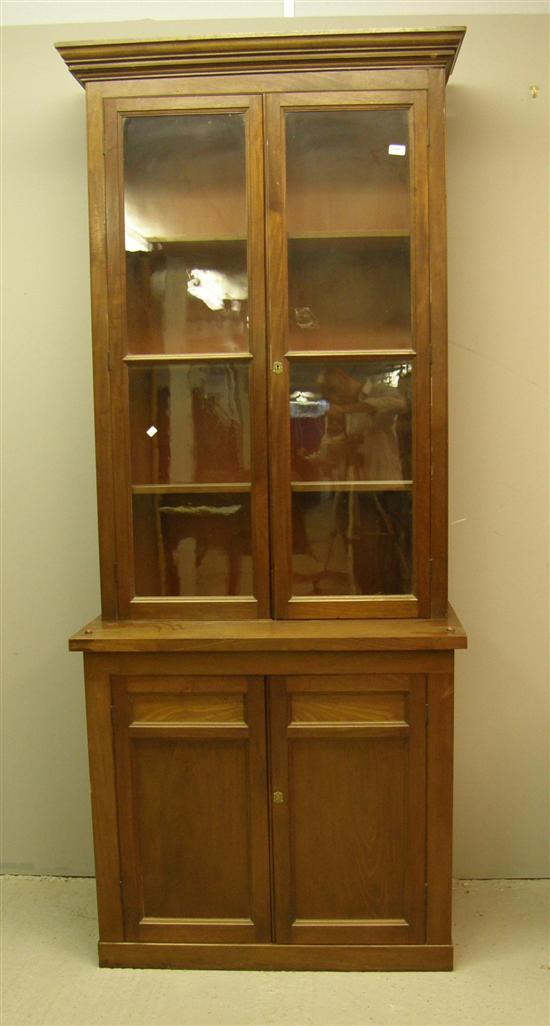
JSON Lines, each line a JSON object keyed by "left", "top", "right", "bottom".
{"left": 273, "top": 790, "right": 284, "bottom": 804}
{"left": 272, "top": 361, "right": 284, "bottom": 375}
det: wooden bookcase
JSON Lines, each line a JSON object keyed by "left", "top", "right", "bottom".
{"left": 60, "top": 27, "right": 467, "bottom": 971}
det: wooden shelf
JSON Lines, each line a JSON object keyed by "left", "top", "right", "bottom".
{"left": 124, "top": 352, "right": 253, "bottom": 365}
{"left": 133, "top": 229, "right": 410, "bottom": 246}
{"left": 145, "top": 236, "right": 247, "bottom": 244}
{"left": 132, "top": 483, "right": 251, "bottom": 494}
{"left": 130, "top": 230, "right": 412, "bottom": 247}
{"left": 288, "top": 230, "right": 410, "bottom": 241}
{"left": 286, "top": 329, "right": 413, "bottom": 354}
{"left": 287, "top": 348, "right": 415, "bottom": 360}
{"left": 291, "top": 481, "right": 412, "bottom": 493}
{"left": 69, "top": 605, "right": 467, "bottom": 652}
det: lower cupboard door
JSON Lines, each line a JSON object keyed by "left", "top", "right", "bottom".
{"left": 269, "top": 674, "right": 427, "bottom": 945}
{"left": 112, "top": 674, "right": 271, "bottom": 944}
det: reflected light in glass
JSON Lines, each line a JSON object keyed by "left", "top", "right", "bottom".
{"left": 186, "top": 268, "right": 248, "bottom": 312}
{"left": 388, "top": 144, "right": 407, "bottom": 156}
{"left": 146, "top": 425, "right": 158, "bottom": 438}
{"left": 125, "top": 224, "right": 153, "bottom": 252}
{"left": 290, "top": 390, "right": 329, "bottom": 419}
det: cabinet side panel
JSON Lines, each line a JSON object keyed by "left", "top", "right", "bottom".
{"left": 427, "top": 69, "right": 449, "bottom": 616}
{"left": 426, "top": 670, "right": 454, "bottom": 943}
{"left": 103, "top": 98, "right": 134, "bottom": 614}
{"left": 410, "top": 91, "right": 431, "bottom": 616}
{"left": 86, "top": 86, "right": 117, "bottom": 617}
{"left": 83, "top": 654, "right": 124, "bottom": 940}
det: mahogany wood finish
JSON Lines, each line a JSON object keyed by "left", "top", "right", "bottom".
{"left": 60, "top": 28, "right": 466, "bottom": 971}
{"left": 269, "top": 674, "right": 426, "bottom": 945}
{"left": 71, "top": 607, "right": 466, "bottom": 653}
{"left": 56, "top": 29, "right": 465, "bottom": 85}
{"left": 60, "top": 32, "right": 465, "bottom": 623}
{"left": 99, "top": 941, "right": 453, "bottom": 971}
{"left": 103, "top": 94, "right": 269, "bottom": 619}
{"left": 265, "top": 89, "right": 432, "bottom": 618}
{"left": 86, "top": 88, "right": 118, "bottom": 618}
{"left": 427, "top": 69, "right": 451, "bottom": 618}
{"left": 112, "top": 675, "right": 271, "bottom": 943}
{"left": 80, "top": 646, "right": 458, "bottom": 970}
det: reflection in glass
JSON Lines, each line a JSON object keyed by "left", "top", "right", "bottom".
{"left": 133, "top": 493, "right": 252, "bottom": 597}
{"left": 288, "top": 237, "right": 410, "bottom": 351}
{"left": 290, "top": 360, "right": 413, "bottom": 597}
{"left": 124, "top": 114, "right": 248, "bottom": 354}
{"left": 286, "top": 109, "right": 410, "bottom": 234}
{"left": 292, "top": 491, "right": 412, "bottom": 596}
{"left": 285, "top": 109, "right": 411, "bottom": 351}
{"left": 290, "top": 361, "right": 412, "bottom": 483}
{"left": 129, "top": 363, "right": 251, "bottom": 485}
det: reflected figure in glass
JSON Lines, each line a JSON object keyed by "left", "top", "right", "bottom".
{"left": 290, "top": 362, "right": 413, "bottom": 596}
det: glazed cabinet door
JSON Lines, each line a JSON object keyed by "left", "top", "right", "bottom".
{"left": 112, "top": 674, "right": 271, "bottom": 943}
{"left": 269, "top": 674, "right": 427, "bottom": 944}
{"left": 266, "top": 92, "right": 431, "bottom": 619}
{"left": 100, "top": 94, "right": 269, "bottom": 619}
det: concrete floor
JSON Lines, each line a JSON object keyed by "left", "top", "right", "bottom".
{"left": 1, "top": 877, "right": 548, "bottom": 1026}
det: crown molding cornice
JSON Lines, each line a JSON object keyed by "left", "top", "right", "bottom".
{"left": 56, "top": 27, "right": 466, "bottom": 87}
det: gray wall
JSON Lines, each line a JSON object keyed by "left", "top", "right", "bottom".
{"left": 1, "top": 9, "right": 548, "bottom": 878}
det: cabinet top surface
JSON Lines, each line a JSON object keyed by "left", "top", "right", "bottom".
{"left": 56, "top": 27, "right": 465, "bottom": 87}
{"left": 69, "top": 607, "right": 466, "bottom": 652}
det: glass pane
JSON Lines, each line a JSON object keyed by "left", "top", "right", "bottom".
{"left": 290, "top": 360, "right": 412, "bottom": 484}
{"left": 285, "top": 110, "right": 411, "bottom": 351}
{"left": 286, "top": 109, "right": 410, "bottom": 234}
{"left": 129, "top": 363, "right": 251, "bottom": 485}
{"left": 292, "top": 491, "right": 412, "bottom": 597}
{"left": 290, "top": 359, "right": 412, "bottom": 597}
{"left": 124, "top": 114, "right": 248, "bottom": 355}
{"left": 288, "top": 237, "right": 410, "bottom": 351}
{"left": 133, "top": 493, "right": 252, "bottom": 597}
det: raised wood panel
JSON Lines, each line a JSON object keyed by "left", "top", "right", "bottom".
{"left": 291, "top": 738, "right": 410, "bottom": 918}
{"left": 127, "top": 674, "right": 247, "bottom": 724}
{"left": 269, "top": 673, "right": 426, "bottom": 945}
{"left": 126, "top": 675, "right": 247, "bottom": 692}
{"left": 286, "top": 673, "right": 410, "bottom": 692}
{"left": 134, "top": 738, "right": 250, "bottom": 916}
{"left": 131, "top": 692, "right": 245, "bottom": 724}
{"left": 112, "top": 675, "right": 271, "bottom": 943}
{"left": 291, "top": 691, "right": 407, "bottom": 724}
